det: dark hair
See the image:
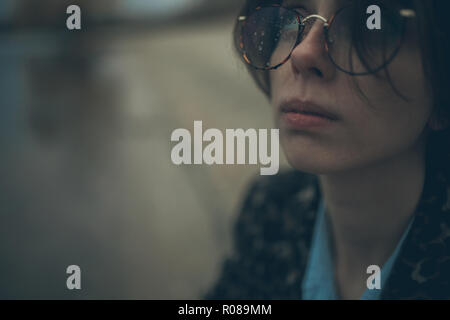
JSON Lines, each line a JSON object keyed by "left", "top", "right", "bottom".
{"left": 233, "top": 0, "right": 450, "bottom": 182}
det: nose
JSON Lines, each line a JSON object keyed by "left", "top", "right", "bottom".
{"left": 289, "top": 16, "right": 336, "bottom": 81}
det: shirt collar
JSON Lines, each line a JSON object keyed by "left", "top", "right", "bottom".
{"left": 302, "top": 198, "right": 414, "bottom": 300}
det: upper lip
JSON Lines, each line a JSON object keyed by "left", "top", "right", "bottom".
{"left": 279, "top": 99, "right": 339, "bottom": 121}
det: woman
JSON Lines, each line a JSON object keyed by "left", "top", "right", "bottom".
{"left": 204, "top": 0, "right": 450, "bottom": 299}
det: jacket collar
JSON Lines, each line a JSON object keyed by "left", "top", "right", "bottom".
{"left": 382, "top": 165, "right": 450, "bottom": 299}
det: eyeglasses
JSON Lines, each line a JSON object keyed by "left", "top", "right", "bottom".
{"left": 237, "top": 3, "right": 416, "bottom": 76}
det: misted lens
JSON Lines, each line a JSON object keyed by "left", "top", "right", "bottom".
{"left": 241, "top": 6, "right": 302, "bottom": 69}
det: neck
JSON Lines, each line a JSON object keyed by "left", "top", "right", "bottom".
{"left": 318, "top": 141, "right": 426, "bottom": 271}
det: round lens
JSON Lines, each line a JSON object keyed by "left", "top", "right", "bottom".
{"left": 240, "top": 6, "right": 302, "bottom": 70}
{"left": 326, "top": 3, "right": 405, "bottom": 75}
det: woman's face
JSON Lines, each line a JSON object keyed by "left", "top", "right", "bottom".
{"left": 270, "top": 0, "right": 433, "bottom": 174}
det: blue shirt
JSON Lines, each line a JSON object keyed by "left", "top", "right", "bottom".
{"left": 302, "top": 199, "right": 414, "bottom": 300}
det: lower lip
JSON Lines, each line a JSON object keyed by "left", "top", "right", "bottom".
{"left": 281, "top": 112, "right": 336, "bottom": 130}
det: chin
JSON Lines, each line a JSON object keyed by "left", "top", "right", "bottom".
{"left": 281, "top": 136, "right": 356, "bottom": 175}
{"left": 284, "top": 154, "right": 337, "bottom": 175}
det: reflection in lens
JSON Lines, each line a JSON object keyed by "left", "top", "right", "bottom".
{"left": 326, "top": 4, "right": 405, "bottom": 75}
{"left": 241, "top": 7, "right": 301, "bottom": 69}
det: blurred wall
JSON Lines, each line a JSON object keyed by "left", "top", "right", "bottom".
{"left": 0, "top": 0, "right": 289, "bottom": 299}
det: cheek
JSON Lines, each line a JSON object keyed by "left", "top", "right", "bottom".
{"left": 353, "top": 48, "right": 432, "bottom": 147}
{"left": 345, "top": 103, "right": 429, "bottom": 161}
{"left": 329, "top": 66, "right": 432, "bottom": 168}
{"left": 269, "top": 68, "right": 290, "bottom": 102}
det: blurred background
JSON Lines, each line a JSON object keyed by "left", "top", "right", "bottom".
{"left": 0, "top": 0, "right": 289, "bottom": 299}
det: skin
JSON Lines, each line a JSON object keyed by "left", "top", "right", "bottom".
{"left": 269, "top": 0, "right": 436, "bottom": 299}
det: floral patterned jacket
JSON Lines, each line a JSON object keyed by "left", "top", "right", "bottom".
{"left": 204, "top": 168, "right": 450, "bottom": 300}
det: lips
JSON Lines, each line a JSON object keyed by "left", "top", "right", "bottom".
{"left": 279, "top": 99, "right": 339, "bottom": 121}
{"left": 279, "top": 99, "right": 339, "bottom": 130}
